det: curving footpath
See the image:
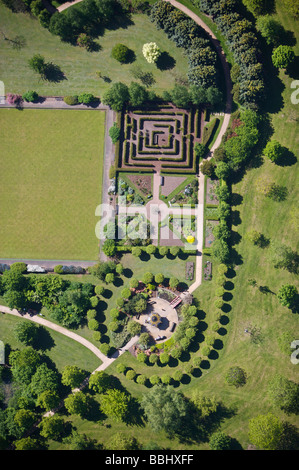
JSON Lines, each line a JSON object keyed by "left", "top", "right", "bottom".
{"left": 0, "top": 305, "right": 137, "bottom": 369}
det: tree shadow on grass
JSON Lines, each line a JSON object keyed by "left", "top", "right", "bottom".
{"left": 34, "top": 326, "right": 55, "bottom": 352}
{"left": 156, "top": 51, "right": 176, "bottom": 71}
{"left": 275, "top": 147, "right": 297, "bottom": 167}
{"left": 43, "top": 63, "right": 67, "bottom": 83}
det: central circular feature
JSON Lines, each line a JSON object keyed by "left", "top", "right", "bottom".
{"left": 149, "top": 312, "right": 161, "bottom": 327}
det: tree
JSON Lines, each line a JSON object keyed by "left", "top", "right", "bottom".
{"left": 132, "top": 247, "right": 142, "bottom": 257}
{"left": 142, "top": 42, "right": 161, "bottom": 63}
{"left": 13, "top": 321, "right": 38, "bottom": 346}
{"left": 267, "top": 375, "right": 299, "bottom": 415}
{"left": 270, "top": 242, "right": 298, "bottom": 274}
{"left": 191, "top": 391, "right": 218, "bottom": 418}
{"left": 243, "top": 0, "right": 274, "bottom": 16}
{"left": 111, "top": 43, "right": 132, "bottom": 63}
{"left": 277, "top": 284, "right": 298, "bottom": 309}
{"left": 214, "top": 161, "right": 230, "bottom": 180}
{"left": 95, "top": 284, "right": 105, "bottom": 296}
{"left": 106, "top": 432, "right": 141, "bottom": 450}
{"left": 14, "top": 409, "right": 36, "bottom": 432}
{"left": 225, "top": 366, "right": 247, "bottom": 388}
{"left": 39, "top": 416, "right": 65, "bottom": 440}
{"left": 209, "top": 431, "right": 232, "bottom": 450}
{"left": 263, "top": 140, "right": 285, "bottom": 163}
{"left": 141, "top": 385, "right": 188, "bottom": 435}
{"left": 201, "top": 160, "right": 215, "bottom": 177}
{"left": 168, "top": 84, "right": 190, "bottom": 107}
{"left": 127, "top": 320, "right": 142, "bottom": 336}
{"left": 28, "top": 53, "right": 46, "bottom": 76}
{"left": 36, "top": 390, "right": 60, "bottom": 411}
{"left": 88, "top": 371, "right": 111, "bottom": 393}
{"left": 61, "top": 365, "right": 86, "bottom": 389}
{"left": 256, "top": 15, "right": 285, "bottom": 46}
{"left": 272, "top": 45, "right": 295, "bottom": 69}
{"left": 9, "top": 346, "right": 41, "bottom": 385}
{"left": 100, "top": 389, "right": 130, "bottom": 422}
{"left": 29, "top": 363, "right": 60, "bottom": 396}
{"left": 64, "top": 391, "right": 90, "bottom": 417}
{"left": 248, "top": 413, "right": 284, "bottom": 450}
{"left": 102, "top": 82, "right": 129, "bottom": 111}
{"left": 129, "top": 82, "right": 148, "bottom": 106}
{"left": 102, "top": 239, "right": 116, "bottom": 257}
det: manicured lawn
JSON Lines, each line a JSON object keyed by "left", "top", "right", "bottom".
{"left": 0, "top": 6, "right": 189, "bottom": 96}
{"left": 0, "top": 108, "right": 105, "bottom": 260}
{"left": 0, "top": 313, "right": 101, "bottom": 373}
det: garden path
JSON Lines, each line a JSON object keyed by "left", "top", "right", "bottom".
{"left": 0, "top": 305, "right": 138, "bottom": 367}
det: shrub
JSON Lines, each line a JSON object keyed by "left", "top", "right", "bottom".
{"left": 214, "top": 299, "right": 224, "bottom": 309}
{"left": 132, "top": 247, "right": 142, "bottom": 257}
{"left": 143, "top": 272, "right": 154, "bottom": 284}
{"left": 225, "top": 366, "right": 247, "bottom": 387}
{"left": 99, "top": 343, "right": 111, "bottom": 357}
{"left": 142, "top": 42, "right": 161, "bottom": 63}
{"left": 102, "top": 239, "right": 116, "bottom": 257}
{"left": 159, "top": 352, "right": 170, "bottom": 364}
{"left": 90, "top": 296, "right": 99, "bottom": 308}
{"left": 209, "top": 431, "right": 232, "bottom": 450}
{"left": 159, "top": 247, "right": 168, "bottom": 257}
{"left": 149, "top": 353, "right": 158, "bottom": 364}
{"left": 161, "top": 374, "right": 171, "bottom": 385}
{"left": 6, "top": 93, "right": 23, "bottom": 106}
{"left": 111, "top": 43, "right": 132, "bottom": 63}
{"left": 154, "top": 273, "right": 164, "bottom": 284}
{"left": 22, "top": 90, "right": 39, "bottom": 102}
{"left": 137, "top": 352, "right": 147, "bottom": 363}
{"left": 136, "top": 374, "right": 147, "bottom": 385}
{"left": 95, "top": 285, "right": 105, "bottom": 296}
{"left": 121, "top": 288, "right": 131, "bottom": 299}
{"left": 263, "top": 140, "right": 285, "bottom": 163}
{"left": 108, "top": 321, "right": 119, "bottom": 332}
{"left": 146, "top": 245, "right": 156, "bottom": 255}
{"left": 109, "top": 123, "right": 121, "bottom": 144}
{"left": 88, "top": 319, "right": 99, "bottom": 331}
{"left": 64, "top": 95, "right": 79, "bottom": 106}
{"left": 126, "top": 369, "right": 136, "bottom": 381}
{"left": 116, "top": 363, "right": 126, "bottom": 374}
{"left": 86, "top": 309, "right": 97, "bottom": 320}
{"left": 149, "top": 375, "right": 160, "bottom": 385}
{"left": 172, "top": 370, "right": 183, "bottom": 382}
{"left": 78, "top": 93, "right": 96, "bottom": 105}
{"left": 93, "top": 331, "right": 102, "bottom": 342}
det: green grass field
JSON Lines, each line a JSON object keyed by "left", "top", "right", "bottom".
{"left": 0, "top": 108, "right": 105, "bottom": 260}
{"left": 0, "top": 6, "right": 189, "bottom": 97}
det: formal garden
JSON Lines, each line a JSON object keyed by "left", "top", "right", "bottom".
{"left": 0, "top": 0, "right": 298, "bottom": 453}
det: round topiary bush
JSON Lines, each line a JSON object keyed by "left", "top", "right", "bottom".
{"left": 111, "top": 43, "right": 132, "bottom": 63}
{"left": 99, "top": 343, "right": 111, "bottom": 357}
{"left": 63, "top": 95, "right": 79, "bottom": 106}
{"left": 116, "top": 363, "right": 126, "bottom": 374}
{"left": 87, "top": 309, "right": 97, "bottom": 320}
{"left": 88, "top": 319, "right": 99, "bottom": 331}
{"left": 93, "top": 331, "right": 102, "bottom": 342}
{"left": 126, "top": 369, "right": 137, "bottom": 381}
{"left": 149, "top": 375, "right": 160, "bottom": 385}
{"left": 136, "top": 374, "right": 147, "bottom": 385}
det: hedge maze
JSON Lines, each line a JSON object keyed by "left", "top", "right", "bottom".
{"left": 117, "top": 106, "right": 202, "bottom": 174}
